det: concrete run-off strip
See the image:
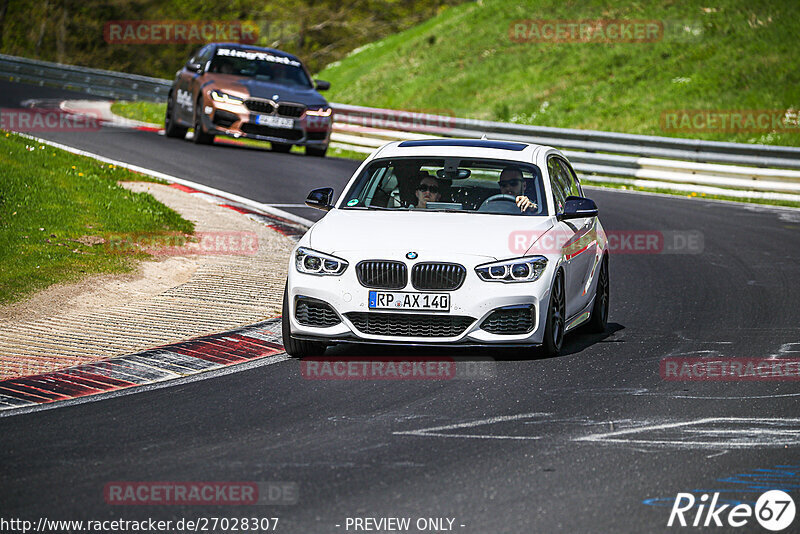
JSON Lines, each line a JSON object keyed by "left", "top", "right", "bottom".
{"left": 0, "top": 181, "right": 302, "bottom": 381}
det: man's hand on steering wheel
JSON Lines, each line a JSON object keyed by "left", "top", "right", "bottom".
{"left": 515, "top": 195, "right": 536, "bottom": 212}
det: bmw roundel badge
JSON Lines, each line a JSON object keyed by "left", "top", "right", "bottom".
{"left": 406, "top": 252, "right": 418, "bottom": 260}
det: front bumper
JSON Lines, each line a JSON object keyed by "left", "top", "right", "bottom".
{"left": 286, "top": 257, "right": 556, "bottom": 347}
{"left": 201, "top": 100, "right": 331, "bottom": 146}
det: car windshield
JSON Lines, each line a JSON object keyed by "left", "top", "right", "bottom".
{"left": 208, "top": 48, "right": 313, "bottom": 88}
{"left": 340, "top": 157, "right": 547, "bottom": 216}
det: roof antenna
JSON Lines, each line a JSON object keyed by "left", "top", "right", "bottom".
{"left": 480, "top": 133, "right": 489, "bottom": 140}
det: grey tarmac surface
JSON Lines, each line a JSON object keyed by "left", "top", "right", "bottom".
{"left": 2, "top": 80, "right": 800, "bottom": 533}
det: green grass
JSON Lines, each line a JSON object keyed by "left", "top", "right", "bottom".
{"left": 0, "top": 131, "right": 194, "bottom": 304}
{"left": 111, "top": 101, "right": 165, "bottom": 125}
{"left": 317, "top": 0, "right": 800, "bottom": 146}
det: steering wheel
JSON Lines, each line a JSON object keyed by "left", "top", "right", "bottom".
{"left": 479, "top": 194, "right": 518, "bottom": 210}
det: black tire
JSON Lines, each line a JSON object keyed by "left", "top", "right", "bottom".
{"left": 305, "top": 145, "right": 328, "bottom": 157}
{"left": 585, "top": 255, "right": 609, "bottom": 333}
{"left": 541, "top": 270, "right": 566, "bottom": 357}
{"left": 164, "top": 93, "right": 188, "bottom": 138}
{"left": 192, "top": 96, "right": 215, "bottom": 145}
{"left": 271, "top": 142, "right": 292, "bottom": 153}
{"left": 281, "top": 285, "right": 326, "bottom": 358}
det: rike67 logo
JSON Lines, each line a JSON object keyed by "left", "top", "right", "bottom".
{"left": 668, "top": 490, "right": 795, "bottom": 530}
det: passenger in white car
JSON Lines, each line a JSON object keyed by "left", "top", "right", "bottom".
{"left": 414, "top": 174, "right": 442, "bottom": 209}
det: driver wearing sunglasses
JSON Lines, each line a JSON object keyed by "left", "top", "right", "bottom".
{"left": 498, "top": 168, "right": 536, "bottom": 212}
{"left": 414, "top": 175, "right": 442, "bottom": 209}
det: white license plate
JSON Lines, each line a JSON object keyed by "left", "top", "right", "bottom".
{"left": 255, "top": 115, "right": 294, "bottom": 128}
{"left": 368, "top": 291, "right": 450, "bottom": 311}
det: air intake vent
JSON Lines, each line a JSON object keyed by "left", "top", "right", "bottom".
{"left": 345, "top": 312, "right": 474, "bottom": 338}
{"left": 356, "top": 261, "right": 407, "bottom": 289}
{"left": 240, "top": 123, "right": 303, "bottom": 140}
{"left": 295, "top": 297, "right": 341, "bottom": 327}
{"left": 411, "top": 262, "right": 466, "bottom": 291}
{"left": 480, "top": 305, "right": 534, "bottom": 334}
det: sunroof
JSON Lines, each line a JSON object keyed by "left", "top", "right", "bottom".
{"left": 397, "top": 139, "right": 528, "bottom": 151}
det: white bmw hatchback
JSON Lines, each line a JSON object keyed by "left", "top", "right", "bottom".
{"left": 282, "top": 139, "right": 609, "bottom": 357}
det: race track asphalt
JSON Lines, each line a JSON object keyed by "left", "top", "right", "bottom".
{"left": 2, "top": 80, "right": 800, "bottom": 533}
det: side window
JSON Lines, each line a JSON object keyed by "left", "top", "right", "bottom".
{"left": 557, "top": 159, "right": 581, "bottom": 197}
{"left": 186, "top": 48, "right": 203, "bottom": 67}
{"left": 196, "top": 46, "right": 214, "bottom": 70}
{"left": 547, "top": 157, "right": 566, "bottom": 213}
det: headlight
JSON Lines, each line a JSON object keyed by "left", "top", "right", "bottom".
{"left": 475, "top": 257, "right": 547, "bottom": 283}
{"left": 210, "top": 90, "right": 245, "bottom": 105}
{"left": 305, "top": 107, "right": 332, "bottom": 117}
{"left": 295, "top": 247, "right": 348, "bottom": 276}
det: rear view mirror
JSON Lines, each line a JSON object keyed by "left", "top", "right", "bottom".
{"left": 306, "top": 187, "right": 334, "bottom": 211}
{"left": 436, "top": 168, "right": 471, "bottom": 180}
{"left": 186, "top": 62, "right": 204, "bottom": 74}
{"left": 559, "top": 196, "right": 598, "bottom": 220}
{"left": 314, "top": 79, "right": 331, "bottom": 91}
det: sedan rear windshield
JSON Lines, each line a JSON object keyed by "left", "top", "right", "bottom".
{"left": 209, "top": 48, "right": 312, "bottom": 88}
{"left": 341, "top": 157, "right": 547, "bottom": 216}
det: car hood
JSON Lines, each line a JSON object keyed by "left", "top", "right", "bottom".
{"left": 207, "top": 76, "right": 328, "bottom": 107}
{"left": 307, "top": 209, "right": 555, "bottom": 261}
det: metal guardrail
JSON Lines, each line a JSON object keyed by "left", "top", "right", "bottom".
{"left": 2, "top": 53, "right": 799, "bottom": 197}
{"left": 0, "top": 53, "right": 171, "bottom": 101}
{"left": 331, "top": 103, "right": 800, "bottom": 170}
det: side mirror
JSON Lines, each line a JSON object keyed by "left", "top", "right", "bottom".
{"left": 306, "top": 187, "right": 334, "bottom": 211}
{"left": 186, "top": 62, "right": 204, "bottom": 74}
{"left": 314, "top": 79, "right": 331, "bottom": 91}
{"left": 559, "top": 196, "right": 598, "bottom": 220}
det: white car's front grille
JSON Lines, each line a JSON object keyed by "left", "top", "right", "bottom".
{"left": 356, "top": 260, "right": 407, "bottom": 289}
{"left": 411, "top": 262, "right": 466, "bottom": 291}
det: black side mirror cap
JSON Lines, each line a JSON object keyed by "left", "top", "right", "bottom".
{"left": 314, "top": 79, "right": 331, "bottom": 91}
{"left": 558, "top": 196, "right": 598, "bottom": 221}
{"left": 186, "top": 62, "right": 203, "bottom": 73}
{"left": 306, "top": 187, "right": 334, "bottom": 211}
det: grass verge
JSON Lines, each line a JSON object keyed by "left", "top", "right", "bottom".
{"left": 318, "top": 0, "right": 800, "bottom": 147}
{"left": 111, "top": 101, "right": 165, "bottom": 125}
{"left": 0, "top": 131, "right": 194, "bottom": 305}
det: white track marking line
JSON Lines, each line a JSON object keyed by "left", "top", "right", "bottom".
{"left": 393, "top": 412, "right": 551, "bottom": 439}
{"left": 574, "top": 417, "right": 800, "bottom": 448}
{"left": 16, "top": 133, "right": 314, "bottom": 228}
